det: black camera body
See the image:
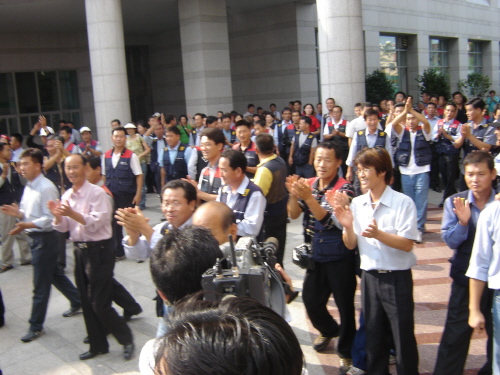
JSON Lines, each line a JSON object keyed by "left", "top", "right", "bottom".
{"left": 201, "top": 237, "right": 287, "bottom": 318}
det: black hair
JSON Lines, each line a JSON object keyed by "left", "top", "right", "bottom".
{"left": 112, "top": 119, "right": 121, "bottom": 125}
{"left": 395, "top": 91, "right": 407, "bottom": 99}
{"left": 60, "top": 125, "right": 72, "bottom": 134}
{"left": 161, "top": 179, "right": 197, "bottom": 203}
{"left": 11, "top": 133, "right": 23, "bottom": 144}
{"left": 165, "top": 113, "right": 176, "bottom": 124}
{"left": 317, "top": 141, "right": 343, "bottom": 160}
{"left": 150, "top": 226, "right": 223, "bottom": 303}
{"left": 206, "top": 116, "right": 218, "bottom": 126}
{"left": 464, "top": 150, "right": 494, "bottom": 171}
{"left": 166, "top": 126, "right": 181, "bottom": 136}
{"left": 363, "top": 108, "right": 379, "bottom": 120}
{"left": 247, "top": 104, "right": 255, "bottom": 109}
{"left": 87, "top": 155, "right": 101, "bottom": 170}
{"left": 201, "top": 128, "right": 225, "bottom": 146}
{"left": 221, "top": 148, "right": 247, "bottom": 174}
{"left": 112, "top": 126, "right": 127, "bottom": 136}
{"left": 465, "top": 97, "right": 486, "bottom": 111}
{"left": 20, "top": 148, "right": 44, "bottom": 166}
{"left": 300, "top": 116, "right": 312, "bottom": 126}
{"left": 255, "top": 133, "right": 274, "bottom": 154}
{"left": 235, "top": 119, "right": 251, "bottom": 129}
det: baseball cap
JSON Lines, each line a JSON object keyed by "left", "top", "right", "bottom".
{"left": 80, "top": 126, "right": 92, "bottom": 133}
{"left": 39, "top": 126, "right": 55, "bottom": 136}
{"left": 124, "top": 123, "right": 137, "bottom": 129}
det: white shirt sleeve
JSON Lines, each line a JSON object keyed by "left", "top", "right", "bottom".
{"left": 188, "top": 149, "right": 198, "bottom": 180}
{"left": 130, "top": 153, "right": 143, "bottom": 175}
{"left": 237, "top": 191, "right": 267, "bottom": 237}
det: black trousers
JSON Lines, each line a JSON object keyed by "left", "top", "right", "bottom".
{"left": 112, "top": 279, "right": 142, "bottom": 316}
{"left": 74, "top": 239, "right": 132, "bottom": 353}
{"left": 429, "top": 143, "right": 441, "bottom": 190}
{"left": 438, "top": 153, "right": 459, "bottom": 203}
{"left": 434, "top": 281, "right": 493, "bottom": 375}
{"left": 112, "top": 193, "right": 135, "bottom": 257}
{"left": 303, "top": 257, "right": 357, "bottom": 359}
{"left": 362, "top": 269, "right": 419, "bottom": 375}
{"left": 262, "top": 211, "right": 287, "bottom": 266}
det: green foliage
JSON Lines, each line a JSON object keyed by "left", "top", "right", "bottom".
{"left": 457, "top": 73, "right": 491, "bottom": 97}
{"left": 416, "top": 68, "right": 450, "bottom": 99}
{"left": 365, "top": 70, "right": 396, "bottom": 104}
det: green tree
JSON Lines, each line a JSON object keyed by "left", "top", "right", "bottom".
{"left": 365, "top": 70, "right": 395, "bottom": 104}
{"left": 457, "top": 73, "right": 491, "bottom": 97}
{"left": 416, "top": 68, "right": 450, "bottom": 99}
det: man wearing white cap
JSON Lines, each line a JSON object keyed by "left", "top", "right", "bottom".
{"left": 78, "top": 127, "right": 102, "bottom": 157}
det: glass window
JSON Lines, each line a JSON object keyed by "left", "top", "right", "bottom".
{"left": 37, "top": 71, "right": 59, "bottom": 112}
{"left": 380, "top": 35, "right": 408, "bottom": 93}
{"left": 429, "top": 38, "right": 449, "bottom": 76}
{"left": 59, "top": 71, "right": 80, "bottom": 110}
{"left": 468, "top": 41, "right": 483, "bottom": 74}
{"left": 15, "top": 72, "right": 39, "bottom": 114}
{"left": 0, "top": 73, "right": 17, "bottom": 116}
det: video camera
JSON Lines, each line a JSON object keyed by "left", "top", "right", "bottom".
{"left": 201, "top": 236, "right": 293, "bottom": 318}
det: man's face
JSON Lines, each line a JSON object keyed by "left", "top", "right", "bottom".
{"left": 464, "top": 162, "right": 496, "bottom": 195}
{"left": 421, "top": 93, "right": 430, "bottom": 103}
{"left": 112, "top": 130, "right": 126, "bottom": 148}
{"left": 194, "top": 115, "right": 204, "bottom": 128}
{"left": 495, "top": 109, "right": 500, "bottom": 121}
{"left": 111, "top": 121, "right": 120, "bottom": 129}
{"left": 356, "top": 164, "right": 384, "bottom": 191}
{"left": 148, "top": 117, "right": 159, "bottom": 128}
{"left": 453, "top": 94, "right": 464, "bottom": 105}
{"left": 291, "top": 112, "right": 300, "bottom": 125}
{"left": 85, "top": 165, "right": 101, "bottom": 184}
{"left": 326, "top": 99, "right": 335, "bottom": 111}
{"left": 19, "top": 156, "right": 40, "bottom": 181}
{"left": 0, "top": 144, "right": 11, "bottom": 162}
{"left": 64, "top": 155, "right": 86, "bottom": 187}
{"left": 430, "top": 97, "right": 438, "bottom": 105}
{"left": 293, "top": 102, "right": 301, "bottom": 112}
{"left": 354, "top": 106, "right": 363, "bottom": 117}
{"left": 270, "top": 105, "right": 276, "bottom": 112}
{"left": 466, "top": 105, "right": 482, "bottom": 122}
{"left": 219, "top": 157, "right": 240, "bottom": 187}
{"left": 406, "top": 113, "right": 419, "bottom": 131}
{"left": 10, "top": 138, "right": 20, "bottom": 150}
{"left": 154, "top": 124, "right": 165, "bottom": 139}
{"left": 314, "top": 147, "right": 341, "bottom": 181}
{"left": 494, "top": 127, "right": 500, "bottom": 143}
{"left": 166, "top": 131, "right": 180, "bottom": 148}
{"left": 426, "top": 104, "right": 437, "bottom": 117}
{"left": 365, "top": 114, "right": 379, "bottom": 132}
{"left": 444, "top": 105, "right": 457, "bottom": 120}
{"left": 298, "top": 119, "right": 310, "bottom": 132}
{"left": 200, "top": 136, "right": 222, "bottom": 162}
{"left": 438, "top": 96, "right": 446, "bottom": 106}
{"left": 161, "top": 188, "right": 195, "bottom": 228}
{"left": 316, "top": 103, "right": 322, "bottom": 114}
{"left": 253, "top": 124, "right": 264, "bottom": 136}
{"left": 395, "top": 93, "right": 405, "bottom": 103}
{"left": 235, "top": 126, "right": 250, "bottom": 144}
{"left": 265, "top": 114, "right": 274, "bottom": 124}
{"left": 46, "top": 139, "right": 58, "bottom": 156}
{"left": 81, "top": 131, "right": 92, "bottom": 143}
{"left": 248, "top": 106, "right": 255, "bottom": 114}
{"left": 394, "top": 106, "right": 404, "bottom": 117}
{"left": 332, "top": 107, "right": 342, "bottom": 121}
{"left": 379, "top": 100, "right": 387, "bottom": 111}
{"left": 282, "top": 110, "right": 292, "bottom": 122}
{"left": 60, "top": 130, "right": 70, "bottom": 142}
{"left": 222, "top": 118, "right": 231, "bottom": 130}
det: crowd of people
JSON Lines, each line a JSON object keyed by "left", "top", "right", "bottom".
{"left": 1, "top": 89, "right": 500, "bottom": 375}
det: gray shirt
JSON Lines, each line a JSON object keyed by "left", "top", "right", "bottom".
{"left": 20, "top": 173, "right": 59, "bottom": 232}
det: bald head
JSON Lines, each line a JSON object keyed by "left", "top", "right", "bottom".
{"left": 192, "top": 202, "right": 236, "bottom": 245}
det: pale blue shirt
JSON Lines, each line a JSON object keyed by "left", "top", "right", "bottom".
{"left": 165, "top": 142, "right": 193, "bottom": 166}
{"left": 349, "top": 185, "right": 418, "bottom": 271}
{"left": 466, "top": 201, "right": 500, "bottom": 289}
{"left": 19, "top": 173, "right": 59, "bottom": 232}
{"left": 145, "top": 135, "right": 166, "bottom": 167}
{"left": 346, "top": 129, "right": 393, "bottom": 167}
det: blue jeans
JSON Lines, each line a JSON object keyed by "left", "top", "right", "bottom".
{"left": 29, "top": 231, "right": 81, "bottom": 332}
{"left": 156, "top": 304, "right": 174, "bottom": 338}
{"left": 401, "top": 172, "right": 429, "bottom": 233}
{"left": 140, "top": 162, "right": 147, "bottom": 209}
{"left": 494, "top": 290, "right": 500, "bottom": 374}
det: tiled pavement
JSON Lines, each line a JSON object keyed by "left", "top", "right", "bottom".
{"left": 0, "top": 191, "right": 488, "bottom": 374}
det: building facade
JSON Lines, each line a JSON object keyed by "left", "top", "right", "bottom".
{"left": 0, "top": 0, "right": 499, "bottom": 150}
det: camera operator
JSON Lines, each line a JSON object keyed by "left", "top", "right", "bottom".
{"left": 286, "top": 141, "right": 356, "bottom": 368}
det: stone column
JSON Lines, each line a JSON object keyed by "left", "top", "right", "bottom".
{"left": 317, "top": 0, "right": 365, "bottom": 119}
{"left": 85, "top": 0, "right": 131, "bottom": 151}
{"left": 449, "top": 37, "right": 469, "bottom": 93}
{"left": 178, "top": 0, "right": 233, "bottom": 115}
{"left": 483, "top": 41, "right": 499, "bottom": 95}
{"left": 407, "top": 33, "right": 430, "bottom": 98}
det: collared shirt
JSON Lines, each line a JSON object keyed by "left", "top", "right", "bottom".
{"left": 426, "top": 115, "right": 440, "bottom": 140}
{"left": 441, "top": 189, "right": 495, "bottom": 250}
{"left": 349, "top": 185, "right": 418, "bottom": 270}
{"left": 10, "top": 147, "right": 23, "bottom": 162}
{"left": 165, "top": 141, "right": 193, "bottom": 166}
{"left": 216, "top": 176, "right": 266, "bottom": 237}
{"left": 101, "top": 150, "right": 142, "bottom": 175}
{"left": 145, "top": 135, "right": 167, "bottom": 166}
{"left": 322, "top": 118, "right": 349, "bottom": 137}
{"left": 346, "top": 129, "right": 393, "bottom": 167}
{"left": 273, "top": 120, "right": 291, "bottom": 146}
{"left": 189, "top": 126, "right": 205, "bottom": 146}
{"left": 467, "top": 118, "right": 497, "bottom": 151}
{"left": 19, "top": 173, "right": 59, "bottom": 232}
{"left": 254, "top": 154, "right": 278, "bottom": 196}
{"left": 434, "top": 118, "right": 462, "bottom": 141}
{"left": 466, "top": 200, "right": 500, "bottom": 289}
{"left": 52, "top": 180, "right": 112, "bottom": 241}
{"left": 123, "top": 217, "right": 192, "bottom": 260}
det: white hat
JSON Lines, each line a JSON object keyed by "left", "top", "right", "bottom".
{"left": 79, "top": 126, "right": 92, "bottom": 133}
{"left": 124, "top": 123, "right": 137, "bottom": 129}
{"left": 39, "top": 126, "right": 55, "bottom": 136}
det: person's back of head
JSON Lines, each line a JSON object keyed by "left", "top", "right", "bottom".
{"left": 154, "top": 293, "right": 304, "bottom": 375}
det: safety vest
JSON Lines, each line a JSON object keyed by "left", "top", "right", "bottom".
{"left": 394, "top": 128, "right": 432, "bottom": 167}
{"left": 200, "top": 164, "right": 222, "bottom": 195}
{"left": 219, "top": 181, "right": 262, "bottom": 224}
{"left": 435, "top": 119, "right": 461, "bottom": 155}
{"left": 162, "top": 143, "right": 189, "bottom": 182}
{"left": 293, "top": 132, "right": 315, "bottom": 166}
{"left": 326, "top": 120, "right": 348, "bottom": 146}
{"left": 233, "top": 142, "right": 258, "bottom": 177}
{"left": 355, "top": 129, "right": 387, "bottom": 155}
{"left": 104, "top": 148, "right": 137, "bottom": 195}
{"left": 78, "top": 140, "right": 98, "bottom": 152}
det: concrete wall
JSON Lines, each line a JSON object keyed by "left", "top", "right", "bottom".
{"left": 228, "top": 3, "right": 319, "bottom": 114}
{"left": 362, "top": 0, "right": 500, "bottom": 97}
{"left": 0, "top": 32, "right": 95, "bottom": 131}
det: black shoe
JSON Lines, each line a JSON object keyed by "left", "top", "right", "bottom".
{"left": 313, "top": 334, "right": 335, "bottom": 352}
{"left": 123, "top": 306, "right": 143, "bottom": 322}
{"left": 115, "top": 255, "right": 126, "bottom": 261}
{"left": 0, "top": 265, "right": 13, "bottom": 273}
{"left": 21, "top": 330, "right": 44, "bottom": 342}
{"left": 83, "top": 336, "right": 89, "bottom": 344}
{"left": 438, "top": 202, "right": 444, "bottom": 208}
{"left": 62, "top": 306, "right": 81, "bottom": 317}
{"left": 79, "top": 350, "right": 108, "bottom": 360}
{"left": 123, "top": 343, "right": 135, "bottom": 360}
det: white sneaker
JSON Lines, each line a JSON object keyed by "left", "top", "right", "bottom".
{"left": 346, "top": 366, "right": 366, "bottom": 375}
{"left": 415, "top": 231, "right": 423, "bottom": 244}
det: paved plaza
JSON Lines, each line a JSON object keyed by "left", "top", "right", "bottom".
{"left": 0, "top": 191, "right": 488, "bottom": 374}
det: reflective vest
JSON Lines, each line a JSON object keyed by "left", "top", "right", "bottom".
{"left": 356, "top": 129, "right": 387, "bottom": 155}
{"left": 274, "top": 121, "right": 286, "bottom": 152}
{"left": 0, "top": 162, "right": 24, "bottom": 205}
{"left": 219, "top": 181, "right": 262, "bottom": 224}
{"left": 232, "top": 142, "right": 258, "bottom": 177}
{"left": 435, "top": 119, "right": 461, "bottom": 155}
{"left": 162, "top": 143, "right": 189, "bottom": 182}
{"left": 200, "top": 164, "right": 222, "bottom": 195}
{"left": 394, "top": 128, "right": 432, "bottom": 167}
{"left": 283, "top": 124, "right": 297, "bottom": 153}
{"left": 293, "top": 132, "right": 315, "bottom": 166}
{"left": 104, "top": 148, "right": 137, "bottom": 195}
{"left": 326, "top": 120, "right": 348, "bottom": 147}
{"left": 78, "top": 140, "right": 98, "bottom": 153}
{"left": 259, "top": 156, "right": 288, "bottom": 216}
{"left": 195, "top": 147, "right": 208, "bottom": 181}
{"left": 149, "top": 137, "right": 166, "bottom": 173}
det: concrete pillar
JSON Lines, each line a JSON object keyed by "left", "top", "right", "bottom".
{"left": 407, "top": 33, "right": 430, "bottom": 99}
{"left": 449, "top": 37, "right": 469, "bottom": 92}
{"left": 317, "top": 0, "right": 365, "bottom": 119}
{"left": 364, "top": 30, "right": 380, "bottom": 75}
{"left": 483, "top": 41, "right": 499, "bottom": 94}
{"left": 85, "top": 0, "right": 131, "bottom": 151}
{"left": 178, "top": 0, "right": 233, "bottom": 115}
